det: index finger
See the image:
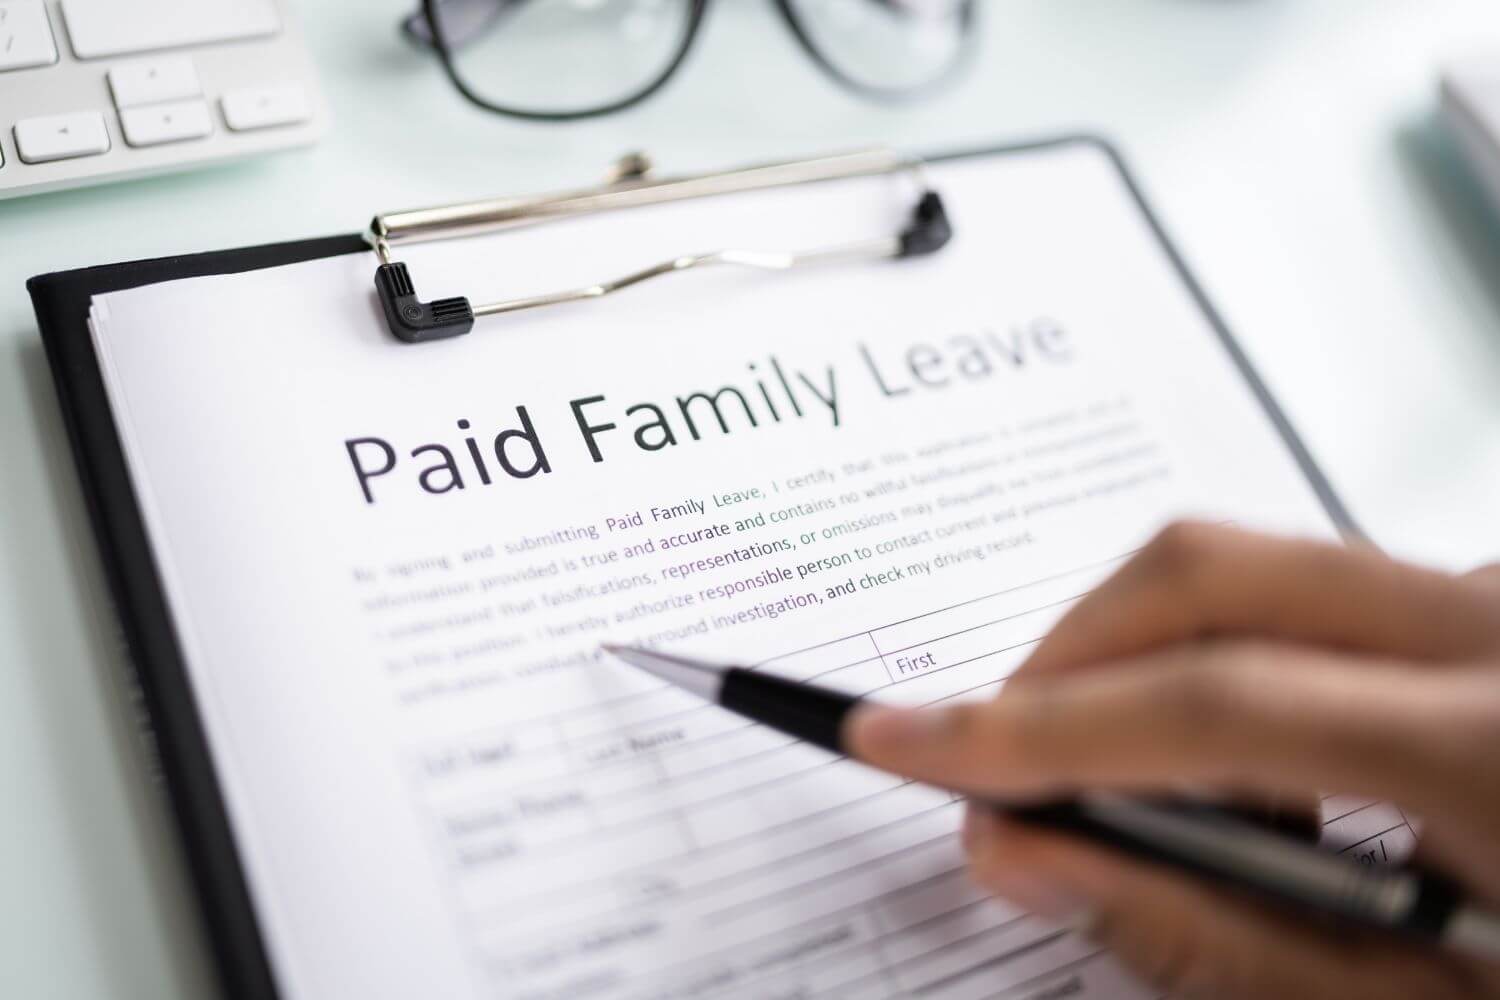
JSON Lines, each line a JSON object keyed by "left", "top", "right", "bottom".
{"left": 847, "top": 638, "right": 1484, "bottom": 815}
{"left": 1018, "top": 522, "right": 1500, "bottom": 678}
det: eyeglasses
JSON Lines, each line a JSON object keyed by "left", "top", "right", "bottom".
{"left": 402, "top": 0, "right": 978, "bottom": 122}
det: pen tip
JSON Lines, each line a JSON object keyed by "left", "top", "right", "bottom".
{"left": 600, "top": 642, "right": 627, "bottom": 656}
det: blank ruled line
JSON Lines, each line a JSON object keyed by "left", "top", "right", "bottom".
{"left": 720, "top": 864, "right": 971, "bottom": 951}
{"left": 911, "top": 929, "right": 1071, "bottom": 996}
{"left": 639, "top": 878, "right": 1002, "bottom": 1000}
{"left": 801, "top": 649, "right": 890, "bottom": 682}
{"left": 695, "top": 782, "right": 916, "bottom": 857}
{"left": 885, "top": 894, "right": 995, "bottom": 942}
{"left": 482, "top": 781, "right": 924, "bottom": 920}
{"left": 866, "top": 904, "right": 906, "bottom": 1000}
{"left": 647, "top": 893, "right": 1031, "bottom": 1000}
{"left": 654, "top": 865, "right": 986, "bottom": 994}
{"left": 887, "top": 913, "right": 1033, "bottom": 980}
{"left": 786, "top": 905, "right": 1020, "bottom": 1000}
{"left": 620, "top": 896, "right": 876, "bottom": 987}
{"left": 976, "top": 950, "right": 1110, "bottom": 1000}
{"left": 926, "top": 674, "right": 1017, "bottom": 705}
{"left": 492, "top": 797, "right": 942, "bottom": 947}
{"left": 496, "top": 860, "right": 973, "bottom": 985}
{"left": 869, "top": 594, "right": 1085, "bottom": 663}
{"left": 471, "top": 785, "right": 933, "bottom": 942}
{"left": 1338, "top": 823, "right": 1406, "bottom": 854}
{"left": 1324, "top": 799, "right": 1381, "bottom": 825}
{"left": 514, "top": 757, "right": 856, "bottom": 862}
{"left": 686, "top": 801, "right": 961, "bottom": 899}
{"left": 699, "top": 917, "right": 1026, "bottom": 1000}
{"left": 761, "top": 863, "right": 971, "bottom": 943}
{"left": 626, "top": 917, "right": 883, "bottom": 1000}
{"left": 805, "top": 956, "right": 906, "bottom": 999}
{"left": 497, "top": 795, "right": 957, "bottom": 944}
{"left": 703, "top": 832, "right": 962, "bottom": 924}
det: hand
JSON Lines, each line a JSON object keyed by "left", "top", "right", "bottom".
{"left": 848, "top": 522, "right": 1500, "bottom": 999}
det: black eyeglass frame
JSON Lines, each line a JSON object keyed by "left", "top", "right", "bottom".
{"left": 416, "top": 0, "right": 978, "bottom": 123}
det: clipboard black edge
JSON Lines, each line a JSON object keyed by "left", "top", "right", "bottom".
{"left": 24, "top": 134, "right": 1358, "bottom": 1000}
{"left": 28, "top": 233, "right": 367, "bottom": 1000}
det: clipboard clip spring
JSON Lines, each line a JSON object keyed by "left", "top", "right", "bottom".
{"left": 367, "top": 149, "right": 953, "bottom": 344}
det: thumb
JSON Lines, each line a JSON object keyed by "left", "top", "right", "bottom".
{"left": 962, "top": 811, "right": 1492, "bottom": 999}
{"left": 845, "top": 699, "right": 1017, "bottom": 792}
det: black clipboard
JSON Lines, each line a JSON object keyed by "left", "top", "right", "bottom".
{"left": 26, "top": 136, "right": 1357, "bottom": 1000}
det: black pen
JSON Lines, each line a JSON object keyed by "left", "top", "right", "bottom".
{"left": 602, "top": 643, "right": 1500, "bottom": 961}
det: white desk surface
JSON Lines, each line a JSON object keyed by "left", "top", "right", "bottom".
{"left": 3, "top": 2, "right": 1499, "bottom": 996}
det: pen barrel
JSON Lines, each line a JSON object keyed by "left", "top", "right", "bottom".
{"left": 719, "top": 668, "right": 859, "bottom": 755}
{"left": 1008, "top": 796, "right": 1457, "bottom": 938}
{"left": 696, "top": 660, "right": 1485, "bottom": 953}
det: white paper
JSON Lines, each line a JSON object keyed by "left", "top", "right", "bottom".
{"left": 89, "top": 142, "right": 1402, "bottom": 1000}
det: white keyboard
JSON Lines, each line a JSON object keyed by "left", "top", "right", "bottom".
{"left": 0, "top": 0, "right": 324, "bottom": 199}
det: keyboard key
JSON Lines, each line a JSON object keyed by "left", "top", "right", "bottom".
{"left": 120, "top": 99, "right": 211, "bottom": 147}
{"left": 221, "top": 86, "right": 309, "bottom": 131}
{"left": 109, "top": 56, "right": 200, "bottom": 109}
{"left": 59, "top": 0, "right": 278, "bottom": 60}
{"left": 14, "top": 110, "right": 110, "bottom": 163}
{"left": 0, "top": 0, "right": 58, "bottom": 72}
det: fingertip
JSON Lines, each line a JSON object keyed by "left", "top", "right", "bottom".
{"left": 960, "top": 801, "right": 999, "bottom": 852}
{"left": 844, "top": 704, "right": 949, "bottom": 765}
{"left": 966, "top": 817, "right": 1137, "bottom": 909}
{"left": 970, "top": 808, "right": 1479, "bottom": 998}
{"left": 963, "top": 815, "right": 1098, "bottom": 919}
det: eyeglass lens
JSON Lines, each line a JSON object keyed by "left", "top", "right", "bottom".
{"left": 421, "top": 0, "right": 973, "bottom": 117}
{"left": 427, "top": 0, "right": 696, "bottom": 117}
{"left": 784, "top": 0, "right": 973, "bottom": 94}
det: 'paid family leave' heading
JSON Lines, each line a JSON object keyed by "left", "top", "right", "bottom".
{"left": 344, "top": 320, "right": 1073, "bottom": 505}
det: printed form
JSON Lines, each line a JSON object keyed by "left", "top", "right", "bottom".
{"left": 88, "top": 143, "right": 1409, "bottom": 1000}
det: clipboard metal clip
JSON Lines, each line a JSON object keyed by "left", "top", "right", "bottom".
{"left": 365, "top": 148, "right": 953, "bottom": 344}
